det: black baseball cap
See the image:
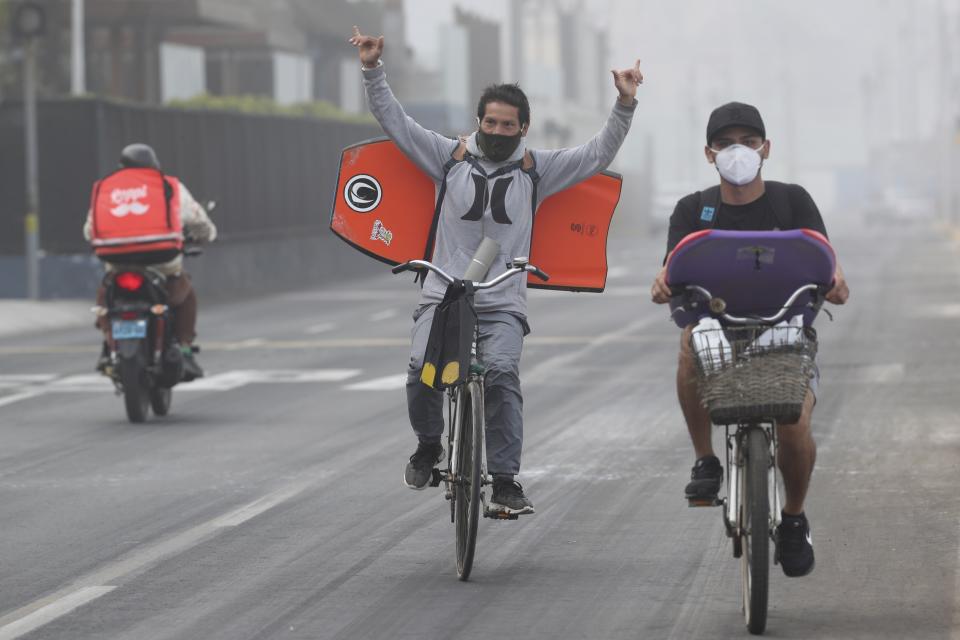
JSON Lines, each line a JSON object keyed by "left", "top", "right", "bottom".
{"left": 706, "top": 102, "right": 765, "bottom": 146}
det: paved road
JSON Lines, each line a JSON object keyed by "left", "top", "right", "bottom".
{"left": 0, "top": 223, "right": 957, "bottom": 639}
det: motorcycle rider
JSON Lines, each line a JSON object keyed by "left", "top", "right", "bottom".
{"left": 350, "top": 26, "right": 642, "bottom": 515}
{"left": 83, "top": 143, "right": 217, "bottom": 380}
{"left": 650, "top": 102, "right": 849, "bottom": 577}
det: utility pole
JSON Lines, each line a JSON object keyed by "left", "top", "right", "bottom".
{"left": 71, "top": 0, "right": 85, "bottom": 94}
{"left": 13, "top": 1, "right": 46, "bottom": 299}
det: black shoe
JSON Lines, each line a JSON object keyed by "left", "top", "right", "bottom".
{"left": 95, "top": 342, "right": 110, "bottom": 374}
{"left": 684, "top": 455, "right": 723, "bottom": 500}
{"left": 404, "top": 442, "right": 444, "bottom": 490}
{"left": 776, "top": 511, "right": 815, "bottom": 577}
{"left": 489, "top": 477, "right": 535, "bottom": 515}
{"left": 181, "top": 349, "right": 204, "bottom": 381}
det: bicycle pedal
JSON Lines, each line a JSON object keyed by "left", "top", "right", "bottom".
{"left": 429, "top": 468, "right": 443, "bottom": 487}
{"left": 687, "top": 496, "right": 722, "bottom": 508}
{"left": 483, "top": 508, "right": 519, "bottom": 521}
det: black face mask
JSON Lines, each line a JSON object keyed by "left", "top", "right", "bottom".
{"left": 476, "top": 129, "right": 523, "bottom": 163}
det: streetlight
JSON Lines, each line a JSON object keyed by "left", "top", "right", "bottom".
{"left": 12, "top": 1, "right": 45, "bottom": 299}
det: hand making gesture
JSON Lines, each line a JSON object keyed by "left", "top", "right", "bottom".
{"left": 348, "top": 25, "right": 384, "bottom": 69}
{"left": 612, "top": 59, "right": 643, "bottom": 105}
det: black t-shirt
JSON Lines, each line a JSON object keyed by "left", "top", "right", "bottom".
{"left": 664, "top": 182, "right": 829, "bottom": 261}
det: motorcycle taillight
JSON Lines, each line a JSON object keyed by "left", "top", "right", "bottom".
{"left": 120, "top": 311, "right": 139, "bottom": 320}
{"left": 115, "top": 271, "right": 145, "bottom": 291}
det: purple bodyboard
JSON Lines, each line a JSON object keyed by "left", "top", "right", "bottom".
{"left": 666, "top": 229, "right": 836, "bottom": 328}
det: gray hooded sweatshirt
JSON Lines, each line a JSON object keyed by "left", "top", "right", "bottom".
{"left": 362, "top": 64, "right": 636, "bottom": 317}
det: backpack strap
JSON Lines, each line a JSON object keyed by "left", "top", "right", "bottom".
{"left": 419, "top": 142, "right": 468, "bottom": 285}
{"left": 695, "top": 185, "right": 721, "bottom": 230}
{"left": 451, "top": 139, "right": 467, "bottom": 163}
{"left": 763, "top": 181, "right": 793, "bottom": 230}
{"left": 694, "top": 182, "right": 794, "bottom": 231}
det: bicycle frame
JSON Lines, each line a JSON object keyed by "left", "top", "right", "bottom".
{"left": 446, "top": 325, "right": 487, "bottom": 502}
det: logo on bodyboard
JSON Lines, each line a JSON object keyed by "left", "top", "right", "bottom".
{"left": 344, "top": 174, "right": 382, "bottom": 213}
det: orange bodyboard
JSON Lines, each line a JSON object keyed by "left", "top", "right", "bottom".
{"left": 330, "top": 137, "right": 622, "bottom": 292}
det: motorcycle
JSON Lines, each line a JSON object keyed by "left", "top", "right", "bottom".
{"left": 94, "top": 243, "right": 204, "bottom": 423}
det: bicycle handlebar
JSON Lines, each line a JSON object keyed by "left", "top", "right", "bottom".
{"left": 391, "top": 259, "right": 550, "bottom": 288}
{"left": 671, "top": 282, "right": 825, "bottom": 325}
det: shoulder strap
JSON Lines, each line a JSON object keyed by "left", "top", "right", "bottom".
{"left": 419, "top": 144, "right": 468, "bottom": 285}
{"left": 695, "top": 185, "right": 721, "bottom": 230}
{"left": 451, "top": 139, "right": 467, "bottom": 163}
{"left": 763, "top": 181, "right": 793, "bottom": 230}
{"left": 162, "top": 174, "right": 175, "bottom": 228}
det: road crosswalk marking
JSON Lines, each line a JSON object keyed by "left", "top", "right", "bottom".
{"left": 0, "top": 369, "right": 366, "bottom": 409}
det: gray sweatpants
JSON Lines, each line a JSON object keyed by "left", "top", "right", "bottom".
{"left": 406, "top": 304, "right": 526, "bottom": 476}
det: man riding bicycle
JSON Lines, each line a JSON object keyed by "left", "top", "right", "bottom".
{"left": 650, "top": 102, "right": 849, "bottom": 576}
{"left": 349, "top": 26, "right": 642, "bottom": 515}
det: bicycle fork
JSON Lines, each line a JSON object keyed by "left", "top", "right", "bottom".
{"left": 723, "top": 424, "right": 783, "bottom": 553}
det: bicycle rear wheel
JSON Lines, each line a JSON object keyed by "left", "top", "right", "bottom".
{"left": 454, "top": 380, "right": 484, "bottom": 581}
{"left": 740, "top": 426, "right": 770, "bottom": 635}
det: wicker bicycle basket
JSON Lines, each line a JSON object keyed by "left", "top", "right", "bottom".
{"left": 690, "top": 325, "right": 818, "bottom": 425}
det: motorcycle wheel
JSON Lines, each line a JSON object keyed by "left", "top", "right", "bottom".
{"left": 150, "top": 387, "right": 172, "bottom": 417}
{"left": 119, "top": 357, "right": 150, "bottom": 423}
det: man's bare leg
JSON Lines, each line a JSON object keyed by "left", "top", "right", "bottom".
{"left": 776, "top": 390, "right": 816, "bottom": 515}
{"left": 678, "top": 325, "right": 713, "bottom": 457}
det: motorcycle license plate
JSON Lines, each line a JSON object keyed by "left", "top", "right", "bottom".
{"left": 111, "top": 319, "right": 147, "bottom": 340}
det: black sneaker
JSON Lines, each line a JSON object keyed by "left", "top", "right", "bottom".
{"left": 489, "top": 477, "right": 535, "bottom": 515}
{"left": 776, "top": 511, "right": 815, "bottom": 577}
{"left": 95, "top": 342, "right": 110, "bottom": 374}
{"left": 181, "top": 348, "right": 204, "bottom": 381}
{"left": 684, "top": 455, "right": 723, "bottom": 500}
{"left": 403, "top": 442, "right": 444, "bottom": 490}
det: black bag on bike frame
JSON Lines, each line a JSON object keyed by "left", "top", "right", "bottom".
{"left": 420, "top": 282, "right": 476, "bottom": 390}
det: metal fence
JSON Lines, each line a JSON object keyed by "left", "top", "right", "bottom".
{"left": 0, "top": 98, "right": 380, "bottom": 255}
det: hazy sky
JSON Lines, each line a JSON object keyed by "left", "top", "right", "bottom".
{"left": 402, "top": 0, "right": 956, "bottom": 206}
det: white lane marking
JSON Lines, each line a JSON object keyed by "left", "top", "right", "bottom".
{"left": 180, "top": 369, "right": 361, "bottom": 391}
{"left": 343, "top": 374, "right": 406, "bottom": 391}
{"left": 0, "top": 392, "right": 40, "bottom": 409}
{"left": 47, "top": 375, "right": 113, "bottom": 392}
{"left": 304, "top": 322, "right": 337, "bottom": 335}
{"left": 524, "top": 316, "right": 660, "bottom": 385}
{"left": 0, "top": 469, "right": 335, "bottom": 638}
{"left": 606, "top": 265, "right": 629, "bottom": 280}
{"left": 220, "top": 337, "right": 267, "bottom": 351}
{"left": 910, "top": 303, "right": 960, "bottom": 319}
{"left": 834, "top": 363, "right": 905, "bottom": 384}
{"left": 368, "top": 309, "right": 398, "bottom": 322}
{"left": 0, "top": 369, "right": 362, "bottom": 407}
{"left": 0, "top": 375, "right": 57, "bottom": 383}
{"left": 0, "top": 586, "right": 116, "bottom": 640}
{"left": 213, "top": 478, "right": 317, "bottom": 527}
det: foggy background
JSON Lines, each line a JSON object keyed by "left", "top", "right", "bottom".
{"left": 0, "top": 0, "right": 956, "bottom": 297}
{"left": 407, "top": 0, "right": 958, "bottom": 223}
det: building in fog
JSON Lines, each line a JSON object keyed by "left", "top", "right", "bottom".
{"left": 504, "top": 0, "right": 608, "bottom": 149}
{"left": 0, "top": 0, "right": 410, "bottom": 112}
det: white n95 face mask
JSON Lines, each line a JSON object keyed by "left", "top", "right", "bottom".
{"left": 711, "top": 143, "right": 764, "bottom": 186}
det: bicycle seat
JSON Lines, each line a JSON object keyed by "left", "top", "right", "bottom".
{"left": 666, "top": 229, "right": 836, "bottom": 328}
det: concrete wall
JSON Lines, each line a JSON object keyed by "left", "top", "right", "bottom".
{"left": 0, "top": 231, "right": 385, "bottom": 301}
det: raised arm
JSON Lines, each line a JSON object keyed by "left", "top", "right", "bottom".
{"left": 349, "top": 26, "right": 457, "bottom": 182}
{"left": 534, "top": 60, "right": 643, "bottom": 200}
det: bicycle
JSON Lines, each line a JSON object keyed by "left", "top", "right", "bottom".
{"left": 666, "top": 228, "right": 836, "bottom": 635}
{"left": 391, "top": 255, "right": 549, "bottom": 581}
{"left": 677, "top": 284, "right": 825, "bottom": 634}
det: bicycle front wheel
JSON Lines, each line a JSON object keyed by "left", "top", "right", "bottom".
{"left": 454, "top": 379, "right": 484, "bottom": 581}
{"left": 741, "top": 426, "right": 770, "bottom": 635}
